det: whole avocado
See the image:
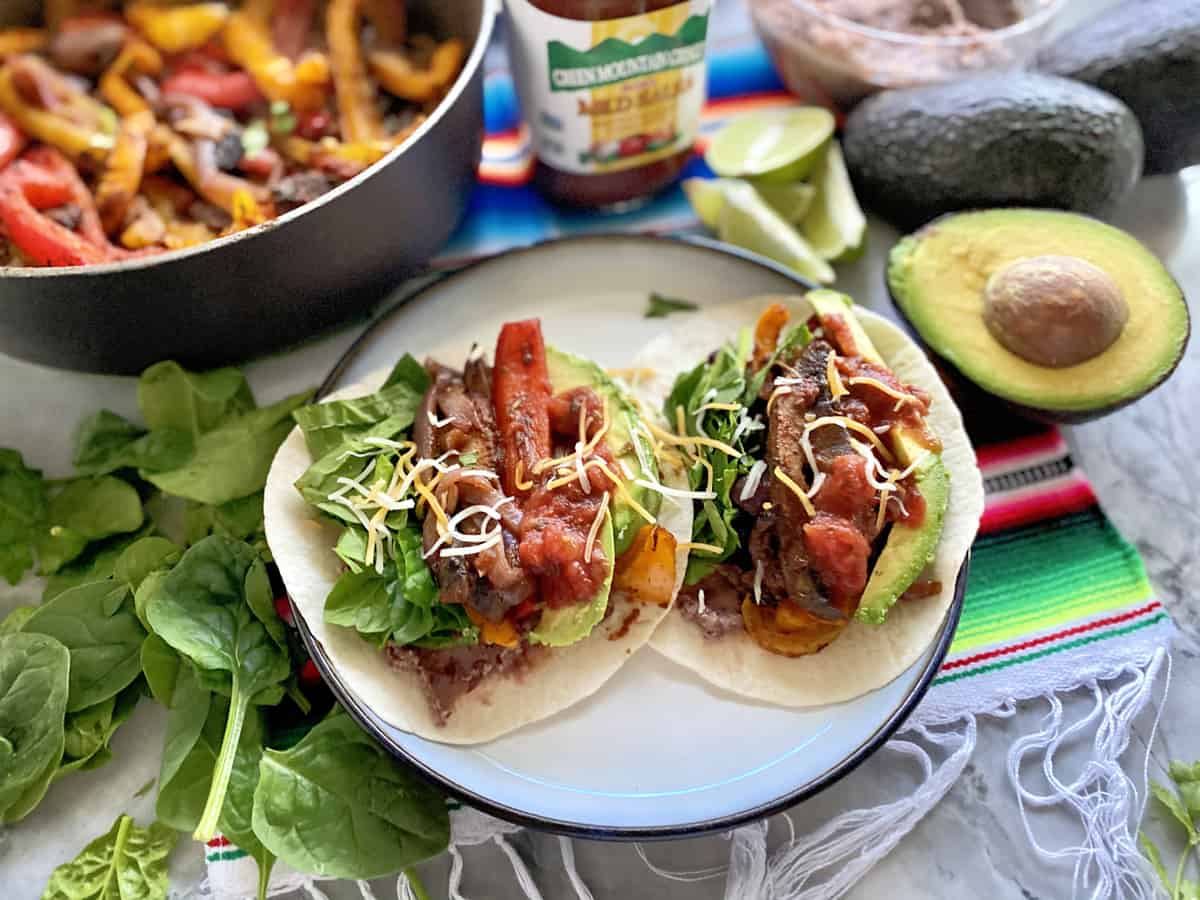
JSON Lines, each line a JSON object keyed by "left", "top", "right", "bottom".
{"left": 1038, "top": 0, "right": 1200, "bottom": 175}
{"left": 842, "top": 73, "right": 1143, "bottom": 231}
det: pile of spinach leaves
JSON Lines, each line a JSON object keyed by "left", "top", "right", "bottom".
{"left": 0, "top": 360, "right": 450, "bottom": 900}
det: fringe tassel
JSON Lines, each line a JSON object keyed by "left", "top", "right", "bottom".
{"left": 1008, "top": 648, "right": 1169, "bottom": 900}
{"left": 494, "top": 834, "right": 545, "bottom": 900}
{"left": 558, "top": 835, "right": 595, "bottom": 900}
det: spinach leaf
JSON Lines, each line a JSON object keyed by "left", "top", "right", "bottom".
{"left": 115, "top": 537, "right": 181, "bottom": 593}
{"left": 382, "top": 353, "right": 431, "bottom": 394}
{"left": 145, "top": 536, "right": 290, "bottom": 840}
{"left": 23, "top": 580, "right": 147, "bottom": 712}
{"left": 644, "top": 292, "right": 699, "bottom": 318}
{"left": 73, "top": 410, "right": 193, "bottom": 476}
{"left": 156, "top": 666, "right": 215, "bottom": 831}
{"left": 0, "top": 448, "right": 47, "bottom": 584}
{"left": 293, "top": 380, "right": 423, "bottom": 460}
{"left": 293, "top": 412, "right": 413, "bottom": 524}
{"left": 0, "top": 633, "right": 69, "bottom": 823}
{"left": 43, "top": 528, "right": 153, "bottom": 603}
{"left": 184, "top": 492, "right": 266, "bottom": 550}
{"left": 217, "top": 706, "right": 275, "bottom": 900}
{"left": 252, "top": 707, "right": 449, "bottom": 879}
{"left": 138, "top": 362, "right": 255, "bottom": 437}
{"left": 140, "top": 632, "right": 180, "bottom": 706}
{"left": 324, "top": 566, "right": 393, "bottom": 640}
{"left": 40, "top": 814, "right": 177, "bottom": 900}
{"left": 144, "top": 389, "right": 314, "bottom": 506}
{"left": 1, "top": 605, "right": 36, "bottom": 633}
{"left": 57, "top": 678, "right": 142, "bottom": 778}
{"left": 37, "top": 477, "right": 145, "bottom": 575}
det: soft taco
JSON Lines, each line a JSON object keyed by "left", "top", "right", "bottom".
{"left": 630, "top": 291, "right": 984, "bottom": 706}
{"left": 265, "top": 319, "right": 692, "bottom": 743}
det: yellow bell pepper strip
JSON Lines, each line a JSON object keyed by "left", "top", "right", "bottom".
{"left": 0, "top": 60, "right": 114, "bottom": 163}
{"left": 279, "top": 134, "right": 393, "bottom": 179}
{"left": 124, "top": 2, "right": 230, "bottom": 55}
{"left": 362, "top": 0, "right": 406, "bottom": 46}
{"left": 118, "top": 196, "right": 166, "bottom": 249}
{"left": 0, "top": 29, "right": 48, "bottom": 58}
{"left": 99, "top": 37, "right": 162, "bottom": 116}
{"left": 369, "top": 38, "right": 465, "bottom": 104}
{"left": 226, "top": 187, "right": 267, "bottom": 232}
{"left": 223, "top": 9, "right": 328, "bottom": 111}
{"left": 96, "top": 108, "right": 154, "bottom": 234}
{"left": 272, "top": 0, "right": 317, "bottom": 59}
{"left": 327, "top": 0, "right": 382, "bottom": 142}
{"left": 166, "top": 133, "right": 273, "bottom": 215}
{"left": 144, "top": 124, "right": 172, "bottom": 173}
{"left": 463, "top": 604, "right": 520, "bottom": 648}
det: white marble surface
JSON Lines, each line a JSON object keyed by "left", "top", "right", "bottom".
{"left": 2, "top": 1, "right": 1198, "bottom": 897}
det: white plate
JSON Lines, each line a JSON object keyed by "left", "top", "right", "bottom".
{"left": 294, "top": 234, "right": 965, "bottom": 838}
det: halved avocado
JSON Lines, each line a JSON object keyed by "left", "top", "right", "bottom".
{"left": 887, "top": 209, "right": 1190, "bottom": 422}
{"left": 807, "top": 290, "right": 950, "bottom": 625}
{"left": 545, "top": 347, "right": 662, "bottom": 557}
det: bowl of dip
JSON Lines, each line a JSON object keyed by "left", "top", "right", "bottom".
{"left": 749, "top": 0, "right": 1068, "bottom": 108}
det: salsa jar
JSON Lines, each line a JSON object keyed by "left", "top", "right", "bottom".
{"left": 505, "top": 0, "right": 712, "bottom": 208}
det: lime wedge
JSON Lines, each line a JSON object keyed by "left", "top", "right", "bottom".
{"left": 705, "top": 108, "right": 836, "bottom": 182}
{"left": 684, "top": 178, "right": 816, "bottom": 229}
{"left": 801, "top": 142, "right": 867, "bottom": 262}
{"left": 718, "top": 182, "right": 835, "bottom": 284}
{"left": 752, "top": 182, "right": 816, "bottom": 224}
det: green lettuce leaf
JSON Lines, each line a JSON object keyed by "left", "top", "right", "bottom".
{"left": 40, "top": 814, "right": 176, "bottom": 900}
{"left": 293, "top": 367, "right": 425, "bottom": 460}
{"left": 138, "top": 362, "right": 255, "bottom": 436}
{"left": 72, "top": 410, "right": 193, "bottom": 476}
{"left": 0, "top": 448, "right": 47, "bottom": 584}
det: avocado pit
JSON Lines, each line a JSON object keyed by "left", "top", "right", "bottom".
{"left": 982, "top": 255, "right": 1129, "bottom": 368}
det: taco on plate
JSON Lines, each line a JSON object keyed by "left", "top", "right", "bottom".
{"left": 265, "top": 319, "right": 692, "bottom": 743}
{"left": 629, "top": 291, "right": 984, "bottom": 706}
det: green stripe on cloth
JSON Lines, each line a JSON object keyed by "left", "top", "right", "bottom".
{"left": 206, "top": 849, "right": 249, "bottom": 862}
{"left": 950, "top": 509, "right": 1152, "bottom": 654}
{"left": 935, "top": 613, "right": 1168, "bottom": 686}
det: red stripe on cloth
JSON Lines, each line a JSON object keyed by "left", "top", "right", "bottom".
{"left": 980, "top": 477, "right": 1096, "bottom": 534}
{"left": 975, "top": 429, "right": 1065, "bottom": 469}
{"left": 207, "top": 836, "right": 231, "bottom": 848}
{"left": 702, "top": 89, "right": 795, "bottom": 115}
{"left": 941, "top": 601, "right": 1163, "bottom": 672}
{"left": 478, "top": 157, "right": 537, "bottom": 187}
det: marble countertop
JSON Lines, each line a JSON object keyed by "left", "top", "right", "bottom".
{"left": 2, "top": 1, "right": 1196, "bottom": 897}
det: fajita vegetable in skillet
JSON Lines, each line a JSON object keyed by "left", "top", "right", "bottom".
{"left": 264, "top": 319, "right": 693, "bottom": 743}
{"left": 632, "top": 292, "right": 983, "bottom": 706}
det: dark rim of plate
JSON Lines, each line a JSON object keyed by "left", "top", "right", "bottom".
{"left": 291, "top": 232, "right": 969, "bottom": 840}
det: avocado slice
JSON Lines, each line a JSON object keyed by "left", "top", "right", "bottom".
{"left": 1038, "top": 0, "right": 1200, "bottom": 175}
{"left": 807, "top": 290, "right": 950, "bottom": 625}
{"left": 528, "top": 515, "right": 615, "bottom": 647}
{"left": 887, "top": 209, "right": 1190, "bottom": 420}
{"left": 544, "top": 346, "right": 662, "bottom": 557}
{"left": 841, "top": 72, "right": 1143, "bottom": 230}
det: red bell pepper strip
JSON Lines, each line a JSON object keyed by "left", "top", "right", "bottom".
{"left": 4, "top": 159, "right": 72, "bottom": 208}
{"left": 273, "top": 0, "right": 319, "bottom": 60}
{"left": 0, "top": 111, "right": 26, "bottom": 170}
{"left": 22, "top": 145, "right": 107, "bottom": 248}
{"left": 0, "top": 181, "right": 108, "bottom": 266}
{"left": 237, "top": 147, "right": 281, "bottom": 178}
{"left": 159, "top": 69, "right": 265, "bottom": 111}
{"left": 492, "top": 319, "right": 553, "bottom": 496}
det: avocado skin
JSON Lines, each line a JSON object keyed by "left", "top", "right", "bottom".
{"left": 1038, "top": 0, "right": 1200, "bottom": 176}
{"left": 884, "top": 212, "right": 1191, "bottom": 425}
{"left": 842, "top": 73, "right": 1144, "bottom": 231}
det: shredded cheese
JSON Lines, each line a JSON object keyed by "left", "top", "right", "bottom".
{"left": 696, "top": 455, "right": 715, "bottom": 495}
{"left": 846, "top": 376, "right": 918, "bottom": 409}
{"left": 584, "top": 493, "right": 610, "bottom": 563}
{"left": 440, "top": 534, "right": 502, "bottom": 557}
{"left": 643, "top": 418, "right": 742, "bottom": 459}
{"left": 739, "top": 459, "right": 768, "bottom": 502}
{"left": 804, "top": 415, "right": 894, "bottom": 462}
{"left": 773, "top": 466, "right": 816, "bottom": 517}
{"left": 697, "top": 589, "right": 706, "bottom": 614}
{"left": 427, "top": 409, "right": 453, "bottom": 428}
{"left": 634, "top": 478, "right": 716, "bottom": 501}
{"left": 753, "top": 561, "right": 764, "bottom": 604}
{"left": 766, "top": 385, "right": 791, "bottom": 412}
{"left": 679, "top": 541, "right": 723, "bottom": 554}
{"left": 827, "top": 352, "right": 848, "bottom": 399}
{"left": 594, "top": 461, "right": 656, "bottom": 524}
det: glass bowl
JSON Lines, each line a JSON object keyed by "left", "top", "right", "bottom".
{"left": 749, "top": 0, "right": 1069, "bottom": 109}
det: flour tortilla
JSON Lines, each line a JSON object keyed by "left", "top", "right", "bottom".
{"left": 264, "top": 364, "right": 693, "bottom": 744}
{"left": 631, "top": 294, "right": 984, "bottom": 707}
